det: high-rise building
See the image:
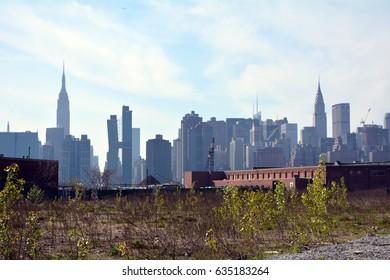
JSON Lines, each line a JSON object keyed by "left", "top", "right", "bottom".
{"left": 207, "top": 117, "right": 228, "bottom": 151}
{"left": 105, "top": 106, "right": 133, "bottom": 185}
{"left": 253, "top": 147, "right": 284, "bottom": 168}
{"left": 131, "top": 128, "right": 141, "bottom": 184}
{"left": 172, "top": 137, "right": 182, "bottom": 182}
{"left": 290, "top": 144, "right": 319, "bottom": 167}
{"left": 121, "top": 106, "right": 132, "bottom": 185}
{"left": 57, "top": 63, "right": 70, "bottom": 136}
{"left": 263, "top": 119, "right": 279, "bottom": 144}
{"left": 133, "top": 157, "right": 146, "bottom": 185}
{"left": 105, "top": 115, "right": 120, "bottom": 183}
{"left": 301, "top": 126, "right": 319, "bottom": 147}
{"left": 356, "top": 124, "right": 389, "bottom": 157}
{"left": 250, "top": 119, "right": 263, "bottom": 148}
{"left": 132, "top": 128, "right": 140, "bottom": 163}
{"left": 384, "top": 113, "right": 390, "bottom": 145}
{"left": 60, "top": 134, "right": 91, "bottom": 184}
{"left": 327, "top": 135, "right": 359, "bottom": 163}
{"left": 313, "top": 78, "right": 327, "bottom": 142}
{"left": 332, "top": 103, "right": 350, "bottom": 144}
{"left": 229, "top": 137, "right": 244, "bottom": 170}
{"left": 188, "top": 122, "right": 213, "bottom": 171}
{"left": 281, "top": 123, "right": 298, "bottom": 149}
{"left": 45, "top": 127, "right": 64, "bottom": 161}
{"left": 181, "top": 111, "right": 202, "bottom": 174}
{"left": 146, "top": 134, "right": 172, "bottom": 184}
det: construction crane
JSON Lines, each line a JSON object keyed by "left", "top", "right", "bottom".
{"left": 204, "top": 137, "right": 215, "bottom": 172}
{"left": 360, "top": 108, "right": 371, "bottom": 126}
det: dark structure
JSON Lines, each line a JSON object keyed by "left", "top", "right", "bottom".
{"left": 184, "top": 162, "right": 390, "bottom": 192}
{"left": 0, "top": 157, "right": 58, "bottom": 193}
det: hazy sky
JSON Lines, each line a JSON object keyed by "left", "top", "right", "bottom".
{"left": 1, "top": 0, "right": 390, "bottom": 168}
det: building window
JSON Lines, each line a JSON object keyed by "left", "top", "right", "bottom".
{"left": 370, "top": 170, "right": 385, "bottom": 176}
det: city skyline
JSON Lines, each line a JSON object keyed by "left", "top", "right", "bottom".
{"left": 1, "top": 1, "right": 390, "bottom": 169}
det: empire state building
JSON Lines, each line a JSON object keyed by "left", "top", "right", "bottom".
{"left": 57, "top": 63, "right": 70, "bottom": 136}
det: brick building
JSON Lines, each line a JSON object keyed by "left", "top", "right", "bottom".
{"left": 184, "top": 162, "right": 390, "bottom": 192}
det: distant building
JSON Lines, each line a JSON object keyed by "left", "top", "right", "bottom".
{"left": 384, "top": 113, "right": 390, "bottom": 146}
{"left": 230, "top": 137, "right": 245, "bottom": 170}
{"left": 263, "top": 119, "right": 279, "bottom": 144}
{"left": 357, "top": 124, "right": 389, "bottom": 157}
{"left": 132, "top": 157, "right": 146, "bottom": 184}
{"left": 121, "top": 106, "right": 132, "bottom": 185}
{"left": 57, "top": 63, "right": 70, "bottom": 136}
{"left": 281, "top": 123, "right": 298, "bottom": 149}
{"left": 104, "top": 106, "right": 133, "bottom": 185}
{"left": 184, "top": 162, "right": 390, "bottom": 192}
{"left": 273, "top": 135, "right": 291, "bottom": 167}
{"left": 369, "top": 146, "right": 390, "bottom": 162}
{"left": 320, "top": 137, "right": 335, "bottom": 154}
{"left": 146, "top": 135, "right": 172, "bottom": 184}
{"left": 0, "top": 157, "right": 58, "bottom": 193}
{"left": 332, "top": 103, "right": 350, "bottom": 144}
{"left": 60, "top": 134, "right": 91, "bottom": 184}
{"left": 105, "top": 115, "right": 120, "bottom": 183}
{"left": 132, "top": 128, "right": 141, "bottom": 180}
{"left": 301, "top": 126, "right": 319, "bottom": 147}
{"left": 233, "top": 119, "right": 252, "bottom": 146}
{"left": 291, "top": 144, "right": 319, "bottom": 167}
{"left": 0, "top": 131, "right": 39, "bottom": 159}
{"left": 253, "top": 146, "right": 284, "bottom": 168}
{"left": 181, "top": 111, "right": 202, "bottom": 174}
{"left": 313, "top": 78, "right": 327, "bottom": 142}
{"left": 45, "top": 127, "right": 64, "bottom": 161}
{"left": 327, "top": 135, "right": 359, "bottom": 163}
{"left": 207, "top": 117, "right": 228, "bottom": 151}
{"left": 188, "top": 122, "right": 213, "bottom": 171}
{"left": 251, "top": 119, "right": 264, "bottom": 148}
{"left": 172, "top": 137, "right": 182, "bottom": 182}
{"left": 42, "top": 145, "right": 54, "bottom": 160}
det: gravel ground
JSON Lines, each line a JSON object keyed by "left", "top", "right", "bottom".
{"left": 268, "top": 234, "right": 390, "bottom": 260}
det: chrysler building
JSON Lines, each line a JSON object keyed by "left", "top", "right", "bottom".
{"left": 313, "top": 77, "right": 327, "bottom": 141}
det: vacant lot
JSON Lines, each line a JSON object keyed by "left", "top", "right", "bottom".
{"left": 1, "top": 163, "right": 390, "bottom": 260}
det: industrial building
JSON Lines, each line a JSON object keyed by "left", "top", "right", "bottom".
{"left": 0, "top": 156, "right": 58, "bottom": 194}
{"left": 184, "top": 162, "right": 390, "bottom": 192}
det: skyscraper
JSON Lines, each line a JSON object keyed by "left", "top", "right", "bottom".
{"left": 146, "top": 134, "right": 172, "bottom": 183}
{"left": 384, "top": 113, "right": 390, "bottom": 145}
{"left": 332, "top": 103, "right": 350, "bottom": 144}
{"left": 121, "top": 106, "right": 132, "bottom": 185}
{"left": 45, "top": 127, "right": 65, "bottom": 161}
{"left": 60, "top": 134, "right": 91, "bottom": 184}
{"left": 181, "top": 111, "right": 202, "bottom": 174}
{"left": 106, "top": 115, "right": 120, "bottom": 183}
{"left": 188, "top": 122, "right": 213, "bottom": 171}
{"left": 229, "top": 137, "right": 245, "bottom": 170}
{"left": 313, "top": 78, "right": 327, "bottom": 141}
{"left": 57, "top": 63, "right": 70, "bottom": 136}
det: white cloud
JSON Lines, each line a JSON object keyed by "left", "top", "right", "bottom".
{"left": 0, "top": 2, "right": 194, "bottom": 100}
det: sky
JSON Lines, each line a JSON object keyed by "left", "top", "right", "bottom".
{"left": 1, "top": 0, "right": 390, "bottom": 169}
